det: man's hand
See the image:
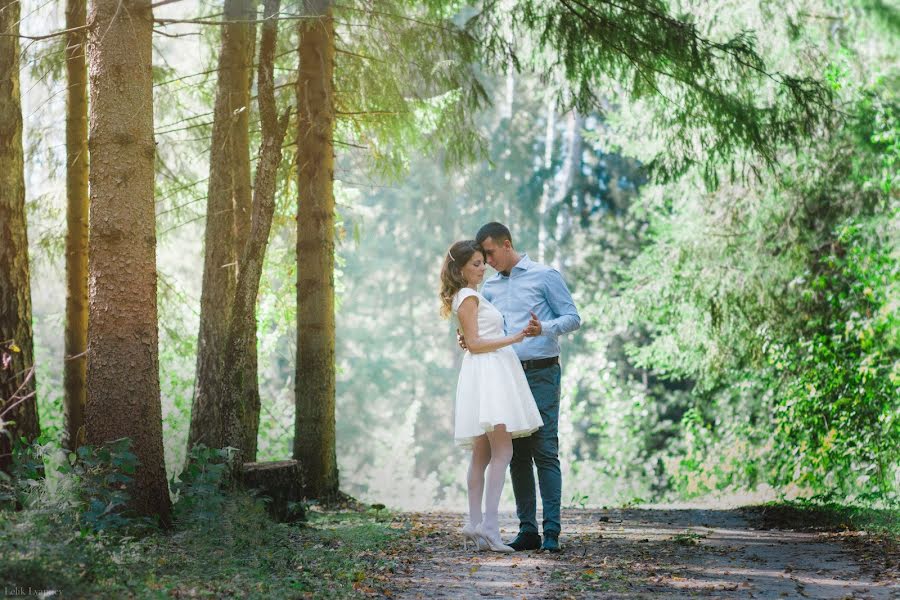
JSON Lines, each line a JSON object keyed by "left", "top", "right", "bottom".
{"left": 524, "top": 311, "right": 542, "bottom": 337}
{"left": 457, "top": 328, "right": 468, "bottom": 350}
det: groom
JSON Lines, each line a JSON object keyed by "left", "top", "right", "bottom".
{"left": 475, "top": 222, "right": 581, "bottom": 552}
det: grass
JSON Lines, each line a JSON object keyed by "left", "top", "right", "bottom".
{"left": 745, "top": 499, "right": 900, "bottom": 538}
{"left": 0, "top": 493, "right": 403, "bottom": 599}
{"left": 669, "top": 531, "right": 706, "bottom": 545}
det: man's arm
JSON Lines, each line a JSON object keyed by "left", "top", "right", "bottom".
{"left": 539, "top": 269, "right": 581, "bottom": 337}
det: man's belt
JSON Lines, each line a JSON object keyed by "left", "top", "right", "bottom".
{"left": 520, "top": 356, "right": 559, "bottom": 371}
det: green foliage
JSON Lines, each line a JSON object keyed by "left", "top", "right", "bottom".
{"left": 171, "top": 444, "right": 236, "bottom": 523}
{"left": 1, "top": 440, "right": 400, "bottom": 598}
{"left": 15, "top": 0, "right": 899, "bottom": 513}
{"left": 57, "top": 439, "right": 149, "bottom": 533}
{"left": 9, "top": 437, "right": 154, "bottom": 534}
{"left": 564, "top": 184, "right": 694, "bottom": 503}
{"left": 750, "top": 498, "right": 900, "bottom": 537}
{"left": 334, "top": 2, "right": 491, "bottom": 176}
{"left": 468, "top": 0, "right": 835, "bottom": 183}
{"left": 613, "top": 65, "right": 898, "bottom": 503}
{"left": 0, "top": 437, "right": 45, "bottom": 510}
{"left": 767, "top": 212, "right": 899, "bottom": 502}
{"left": 146, "top": 0, "right": 495, "bottom": 470}
{"left": 669, "top": 530, "right": 706, "bottom": 545}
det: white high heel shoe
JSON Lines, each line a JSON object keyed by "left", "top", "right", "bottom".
{"left": 475, "top": 523, "right": 514, "bottom": 553}
{"left": 461, "top": 523, "right": 487, "bottom": 551}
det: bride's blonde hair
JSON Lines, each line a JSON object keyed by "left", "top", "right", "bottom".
{"left": 439, "top": 240, "right": 482, "bottom": 319}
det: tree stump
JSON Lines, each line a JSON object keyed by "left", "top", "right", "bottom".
{"left": 240, "top": 459, "right": 306, "bottom": 522}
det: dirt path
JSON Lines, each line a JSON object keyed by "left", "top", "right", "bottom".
{"left": 377, "top": 508, "right": 899, "bottom": 599}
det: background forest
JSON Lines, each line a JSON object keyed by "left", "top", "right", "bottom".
{"left": 7, "top": 0, "right": 899, "bottom": 515}
{"left": 1, "top": 0, "right": 898, "bottom": 596}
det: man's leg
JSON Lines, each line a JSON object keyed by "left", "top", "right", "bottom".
{"left": 509, "top": 434, "right": 538, "bottom": 534}
{"left": 530, "top": 365, "right": 562, "bottom": 536}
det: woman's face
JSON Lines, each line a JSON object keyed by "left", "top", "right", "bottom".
{"left": 461, "top": 251, "right": 486, "bottom": 287}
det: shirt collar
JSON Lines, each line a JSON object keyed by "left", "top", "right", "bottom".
{"left": 512, "top": 254, "right": 533, "bottom": 272}
{"left": 497, "top": 254, "right": 532, "bottom": 278}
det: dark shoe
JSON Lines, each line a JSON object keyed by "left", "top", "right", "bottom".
{"left": 541, "top": 532, "right": 561, "bottom": 553}
{"left": 507, "top": 532, "right": 541, "bottom": 551}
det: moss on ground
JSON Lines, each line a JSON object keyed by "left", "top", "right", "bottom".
{"left": 0, "top": 494, "right": 402, "bottom": 599}
{"left": 744, "top": 500, "right": 900, "bottom": 537}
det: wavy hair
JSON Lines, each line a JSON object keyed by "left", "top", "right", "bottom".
{"left": 439, "top": 240, "right": 482, "bottom": 319}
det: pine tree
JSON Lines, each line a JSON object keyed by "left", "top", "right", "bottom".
{"left": 0, "top": 0, "right": 40, "bottom": 473}
{"left": 293, "top": 0, "right": 339, "bottom": 498}
{"left": 188, "top": 0, "right": 257, "bottom": 455}
{"left": 469, "top": 0, "right": 834, "bottom": 182}
{"left": 63, "top": 0, "right": 89, "bottom": 450}
{"left": 85, "top": 0, "right": 171, "bottom": 524}
{"left": 222, "top": 0, "right": 289, "bottom": 462}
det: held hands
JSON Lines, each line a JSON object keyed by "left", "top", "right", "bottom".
{"left": 509, "top": 327, "right": 528, "bottom": 344}
{"left": 512, "top": 311, "right": 542, "bottom": 341}
{"left": 457, "top": 314, "right": 537, "bottom": 351}
{"left": 512, "top": 327, "right": 528, "bottom": 343}
{"left": 524, "top": 311, "right": 542, "bottom": 337}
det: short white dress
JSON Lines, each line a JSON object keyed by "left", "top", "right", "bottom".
{"left": 452, "top": 288, "right": 544, "bottom": 448}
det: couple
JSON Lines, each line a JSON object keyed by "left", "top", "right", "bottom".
{"left": 439, "top": 222, "right": 581, "bottom": 553}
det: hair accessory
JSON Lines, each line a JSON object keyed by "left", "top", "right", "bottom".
{"left": 448, "top": 250, "right": 456, "bottom": 262}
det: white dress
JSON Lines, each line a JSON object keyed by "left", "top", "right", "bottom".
{"left": 452, "top": 288, "right": 544, "bottom": 448}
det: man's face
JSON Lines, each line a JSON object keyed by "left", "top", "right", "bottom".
{"left": 480, "top": 236, "right": 512, "bottom": 273}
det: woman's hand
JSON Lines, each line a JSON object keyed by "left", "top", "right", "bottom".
{"left": 457, "top": 328, "right": 468, "bottom": 351}
{"left": 511, "top": 328, "right": 528, "bottom": 343}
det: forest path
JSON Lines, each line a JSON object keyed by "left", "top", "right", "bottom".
{"left": 376, "top": 508, "right": 898, "bottom": 599}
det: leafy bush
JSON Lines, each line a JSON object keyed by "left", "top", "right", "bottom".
{"left": 0, "top": 436, "right": 45, "bottom": 510}
{"left": 1, "top": 439, "right": 400, "bottom": 598}
{"left": 62, "top": 438, "right": 153, "bottom": 533}
{"left": 171, "top": 443, "right": 236, "bottom": 523}
{"left": 616, "top": 82, "right": 898, "bottom": 505}
{"left": 0, "top": 437, "right": 149, "bottom": 594}
{"left": 767, "top": 213, "right": 899, "bottom": 502}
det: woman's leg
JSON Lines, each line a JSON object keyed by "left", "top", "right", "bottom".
{"left": 482, "top": 424, "right": 513, "bottom": 532}
{"left": 467, "top": 435, "right": 491, "bottom": 526}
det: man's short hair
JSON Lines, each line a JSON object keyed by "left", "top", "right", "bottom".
{"left": 475, "top": 222, "right": 513, "bottom": 246}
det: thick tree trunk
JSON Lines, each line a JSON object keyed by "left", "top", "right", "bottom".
{"left": 188, "top": 0, "right": 257, "bottom": 453}
{"left": 63, "top": 0, "right": 89, "bottom": 450}
{"left": 223, "top": 0, "right": 288, "bottom": 462}
{"left": 0, "top": 0, "right": 40, "bottom": 473}
{"left": 293, "top": 0, "right": 339, "bottom": 499}
{"left": 85, "top": 0, "right": 171, "bottom": 525}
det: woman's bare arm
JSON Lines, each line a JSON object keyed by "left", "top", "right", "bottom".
{"left": 457, "top": 295, "right": 526, "bottom": 354}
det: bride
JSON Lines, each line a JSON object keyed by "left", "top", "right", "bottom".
{"left": 439, "top": 240, "right": 544, "bottom": 552}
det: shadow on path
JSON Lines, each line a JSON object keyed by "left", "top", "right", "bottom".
{"left": 376, "top": 508, "right": 899, "bottom": 599}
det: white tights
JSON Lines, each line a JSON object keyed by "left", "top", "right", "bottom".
{"left": 467, "top": 424, "right": 513, "bottom": 532}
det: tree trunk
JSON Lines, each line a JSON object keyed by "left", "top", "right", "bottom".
{"left": 85, "top": 0, "right": 171, "bottom": 525}
{"left": 549, "top": 109, "right": 583, "bottom": 270}
{"left": 0, "top": 0, "right": 40, "bottom": 473}
{"left": 294, "top": 0, "right": 339, "bottom": 499}
{"left": 188, "top": 0, "right": 257, "bottom": 453}
{"left": 63, "top": 0, "right": 89, "bottom": 450}
{"left": 232, "top": 2, "right": 256, "bottom": 269}
{"left": 223, "top": 0, "right": 288, "bottom": 462}
{"left": 537, "top": 91, "right": 556, "bottom": 264}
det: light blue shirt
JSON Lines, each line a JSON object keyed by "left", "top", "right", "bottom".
{"left": 481, "top": 254, "right": 581, "bottom": 360}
